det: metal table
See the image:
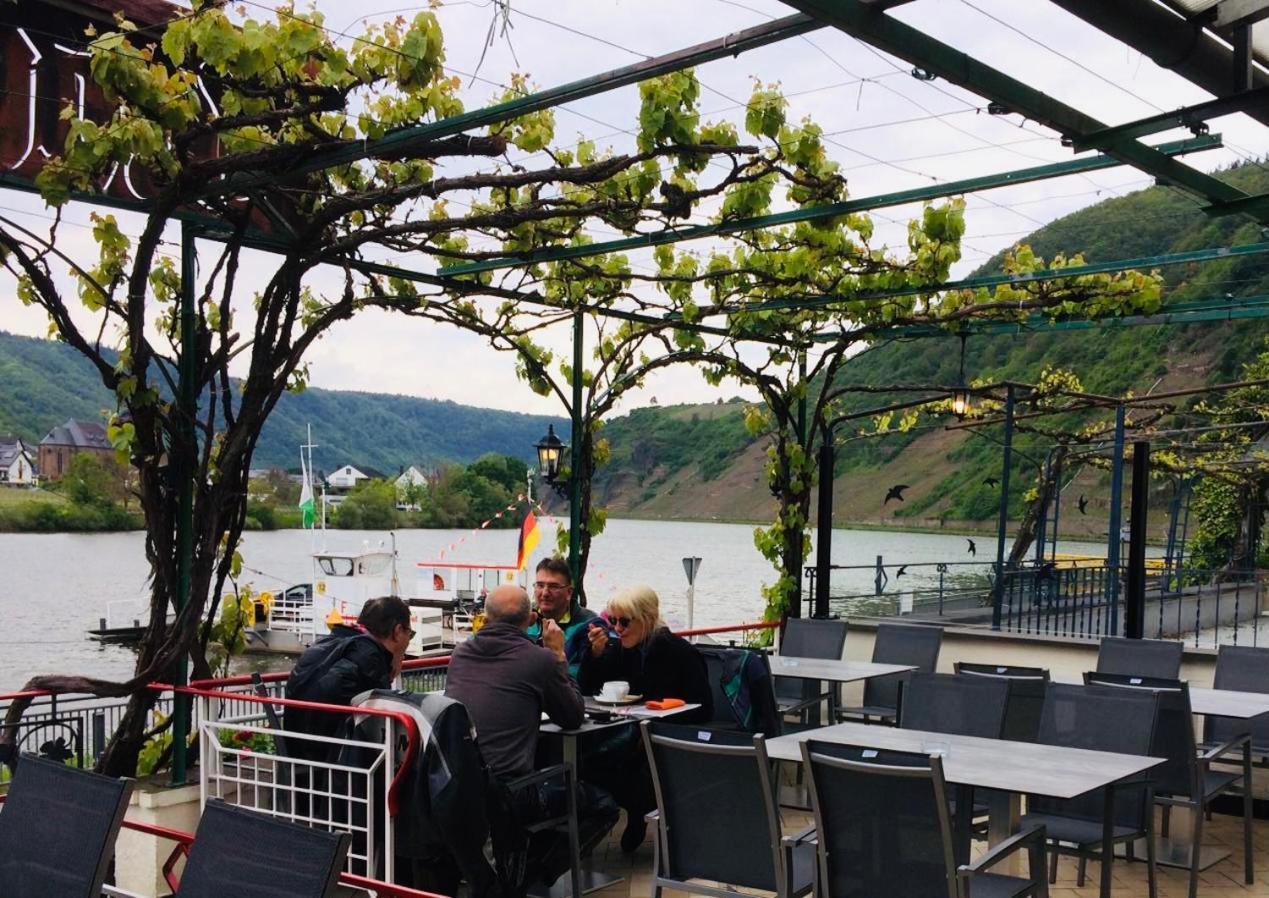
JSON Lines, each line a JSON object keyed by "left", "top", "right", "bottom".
{"left": 770, "top": 656, "right": 917, "bottom": 720}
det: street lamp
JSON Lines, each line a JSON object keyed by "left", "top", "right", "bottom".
{"left": 534, "top": 425, "right": 568, "bottom": 497}
{"left": 951, "top": 333, "right": 972, "bottom": 420}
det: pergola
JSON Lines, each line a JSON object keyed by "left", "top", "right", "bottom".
{"left": 2, "top": 0, "right": 1269, "bottom": 780}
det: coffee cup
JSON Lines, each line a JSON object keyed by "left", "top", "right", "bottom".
{"left": 599, "top": 680, "right": 630, "bottom": 702}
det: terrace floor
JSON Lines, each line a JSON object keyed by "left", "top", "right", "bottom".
{"left": 585, "top": 807, "right": 1269, "bottom": 898}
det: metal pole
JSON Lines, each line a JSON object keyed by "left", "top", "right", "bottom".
{"left": 1164, "top": 477, "right": 1183, "bottom": 587}
{"left": 1049, "top": 453, "right": 1063, "bottom": 565}
{"left": 567, "top": 308, "right": 585, "bottom": 600}
{"left": 815, "top": 436, "right": 834, "bottom": 618}
{"left": 792, "top": 351, "right": 808, "bottom": 619}
{"left": 1106, "top": 404, "right": 1127, "bottom": 636}
{"left": 171, "top": 222, "right": 197, "bottom": 785}
{"left": 991, "top": 386, "right": 1015, "bottom": 630}
{"left": 1126, "top": 442, "right": 1150, "bottom": 639}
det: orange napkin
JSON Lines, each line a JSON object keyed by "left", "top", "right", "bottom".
{"left": 646, "top": 698, "right": 685, "bottom": 711}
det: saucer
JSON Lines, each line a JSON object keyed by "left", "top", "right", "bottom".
{"left": 592, "top": 694, "right": 643, "bottom": 706}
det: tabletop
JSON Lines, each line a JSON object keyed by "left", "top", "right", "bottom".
{"left": 540, "top": 700, "right": 702, "bottom": 736}
{"left": 1054, "top": 674, "right": 1269, "bottom": 720}
{"left": 764, "top": 721, "right": 1163, "bottom": 799}
{"left": 770, "top": 656, "right": 917, "bottom": 683}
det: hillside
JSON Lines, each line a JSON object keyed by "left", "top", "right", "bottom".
{"left": 592, "top": 160, "right": 1269, "bottom": 530}
{"left": 0, "top": 331, "right": 567, "bottom": 472}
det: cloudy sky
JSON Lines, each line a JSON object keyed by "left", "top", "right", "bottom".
{"left": 3, "top": 0, "right": 1266, "bottom": 416}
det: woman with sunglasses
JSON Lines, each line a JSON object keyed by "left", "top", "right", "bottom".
{"left": 577, "top": 584, "right": 712, "bottom": 853}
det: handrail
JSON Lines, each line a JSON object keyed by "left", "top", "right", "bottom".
{"left": 676, "top": 621, "right": 778, "bottom": 638}
{"left": 175, "top": 685, "right": 419, "bottom": 816}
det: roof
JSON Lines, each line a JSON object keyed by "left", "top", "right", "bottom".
{"left": 68, "top": 0, "right": 185, "bottom": 28}
{"left": 40, "top": 419, "right": 111, "bottom": 450}
{"left": 0, "top": 436, "right": 31, "bottom": 468}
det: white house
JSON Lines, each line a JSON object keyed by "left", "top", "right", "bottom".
{"left": 326, "top": 464, "right": 384, "bottom": 490}
{"left": 395, "top": 465, "right": 431, "bottom": 510}
{"left": 0, "top": 437, "right": 37, "bottom": 486}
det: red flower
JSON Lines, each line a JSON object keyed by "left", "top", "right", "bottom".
{"left": 233, "top": 730, "right": 253, "bottom": 742}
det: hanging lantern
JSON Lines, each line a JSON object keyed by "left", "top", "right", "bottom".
{"left": 534, "top": 424, "right": 565, "bottom": 483}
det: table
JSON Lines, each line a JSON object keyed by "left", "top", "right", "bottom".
{"left": 532, "top": 701, "right": 701, "bottom": 898}
{"left": 771, "top": 656, "right": 917, "bottom": 721}
{"left": 767, "top": 721, "right": 1163, "bottom": 887}
{"left": 1056, "top": 674, "right": 1269, "bottom": 719}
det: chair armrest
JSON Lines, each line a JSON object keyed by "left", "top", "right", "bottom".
{"left": 781, "top": 823, "right": 817, "bottom": 847}
{"left": 503, "top": 762, "right": 570, "bottom": 793}
{"left": 1202, "top": 731, "right": 1252, "bottom": 763}
{"left": 958, "top": 824, "right": 1046, "bottom": 875}
{"left": 644, "top": 809, "right": 660, "bottom": 824}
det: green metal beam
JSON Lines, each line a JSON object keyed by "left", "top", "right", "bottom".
{"left": 1071, "top": 87, "right": 1269, "bottom": 151}
{"left": 864, "top": 293, "right": 1269, "bottom": 339}
{"left": 780, "top": 0, "right": 1262, "bottom": 220}
{"left": 209, "top": 14, "right": 823, "bottom": 198}
{"left": 437, "top": 134, "right": 1221, "bottom": 277}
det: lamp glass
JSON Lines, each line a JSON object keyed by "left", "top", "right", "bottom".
{"left": 951, "top": 390, "right": 970, "bottom": 419}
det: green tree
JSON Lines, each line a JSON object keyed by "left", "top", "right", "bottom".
{"left": 61, "top": 452, "right": 127, "bottom": 509}
{"left": 335, "top": 480, "right": 398, "bottom": 530}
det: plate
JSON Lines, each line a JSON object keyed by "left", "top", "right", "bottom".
{"left": 592, "top": 694, "right": 643, "bottom": 706}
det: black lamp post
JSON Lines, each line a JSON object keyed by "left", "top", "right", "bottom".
{"left": 951, "top": 333, "right": 972, "bottom": 420}
{"left": 534, "top": 425, "right": 569, "bottom": 498}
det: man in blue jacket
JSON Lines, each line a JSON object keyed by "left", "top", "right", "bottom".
{"left": 524, "top": 557, "right": 595, "bottom": 676}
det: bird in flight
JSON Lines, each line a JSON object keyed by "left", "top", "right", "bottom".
{"left": 896, "top": 564, "right": 908, "bottom": 578}
{"left": 983, "top": 477, "right": 999, "bottom": 488}
{"left": 884, "top": 484, "right": 909, "bottom": 504}
{"left": 966, "top": 538, "right": 977, "bottom": 556}
{"left": 1078, "top": 495, "right": 1089, "bottom": 515}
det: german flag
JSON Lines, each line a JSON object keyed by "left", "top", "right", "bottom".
{"left": 516, "top": 510, "right": 541, "bottom": 570}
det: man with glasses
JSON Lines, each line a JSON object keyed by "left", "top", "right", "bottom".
{"left": 525, "top": 557, "right": 596, "bottom": 676}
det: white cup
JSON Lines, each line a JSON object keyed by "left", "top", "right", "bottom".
{"left": 599, "top": 680, "right": 630, "bottom": 702}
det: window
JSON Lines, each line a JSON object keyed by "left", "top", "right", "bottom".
{"left": 317, "top": 557, "right": 355, "bottom": 576}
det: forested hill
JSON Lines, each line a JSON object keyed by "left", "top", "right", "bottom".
{"left": 0, "top": 330, "right": 566, "bottom": 471}
{"left": 592, "top": 160, "right": 1269, "bottom": 528}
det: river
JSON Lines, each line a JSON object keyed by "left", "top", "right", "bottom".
{"left": 0, "top": 519, "right": 1112, "bottom": 691}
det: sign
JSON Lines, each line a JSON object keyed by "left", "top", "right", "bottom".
{"left": 682, "top": 556, "right": 702, "bottom": 585}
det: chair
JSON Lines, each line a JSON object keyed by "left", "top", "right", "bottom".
{"left": 954, "top": 663, "right": 1050, "bottom": 743}
{"left": 1086, "top": 672, "right": 1254, "bottom": 898}
{"left": 774, "top": 617, "right": 848, "bottom": 725}
{"left": 1203, "top": 644, "right": 1269, "bottom": 762}
{"left": 641, "top": 721, "right": 814, "bottom": 898}
{"left": 1096, "top": 636, "right": 1183, "bottom": 679}
{"left": 170, "top": 799, "right": 350, "bottom": 898}
{"left": 800, "top": 740, "right": 1049, "bottom": 898}
{"left": 900, "top": 672, "right": 1009, "bottom": 739}
{"left": 696, "top": 645, "right": 782, "bottom": 737}
{"left": 0, "top": 753, "right": 133, "bottom": 898}
{"left": 1021, "top": 683, "right": 1160, "bottom": 898}
{"left": 838, "top": 623, "right": 942, "bottom": 724}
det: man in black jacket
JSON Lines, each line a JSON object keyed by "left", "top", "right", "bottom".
{"left": 284, "top": 595, "right": 413, "bottom": 760}
{"left": 446, "top": 585, "right": 618, "bottom": 891}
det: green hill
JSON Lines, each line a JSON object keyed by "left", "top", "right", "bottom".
{"left": 0, "top": 330, "right": 567, "bottom": 472}
{"left": 592, "top": 160, "right": 1269, "bottom": 528}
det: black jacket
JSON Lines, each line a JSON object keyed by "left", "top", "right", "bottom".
{"left": 577, "top": 628, "right": 713, "bottom": 723}
{"left": 444, "top": 622, "right": 584, "bottom": 780}
{"left": 285, "top": 624, "right": 393, "bottom": 760}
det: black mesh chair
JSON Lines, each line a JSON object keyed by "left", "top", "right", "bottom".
{"left": 641, "top": 721, "right": 814, "bottom": 898}
{"left": 838, "top": 624, "right": 942, "bottom": 725}
{"left": 1203, "top": 644, "right": 1269, "bottom": 762}
{"left": 774, "top": 617, "right": 848, "bottom": 725}
{"left": 0, "top": 753, "right": 133, "bottom": 898}
{"left": 900, "top": 672, "right": 1009, "bottom": 738}
{"left": 1096, "top": 637, "right": 1183, "bottom": 680}
{"left": 697, "top": 645, "right": 782, "bottom": 737}
{"left": 1021, "top": 683, "right": 1160, "bottom": 898}
{"left": 1086, "top": 672, "right": 1254, "bottom": 898}
{"left": 800, "top": 740, "right": 1049, "bottom": 898}
{"left": 954, "top": 663, "right": 1050, "bottom": 743}
{"left": 173, "top": 799, "right": 350, "bottom": 898}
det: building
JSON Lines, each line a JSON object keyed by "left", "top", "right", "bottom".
{"left": 395, "top": 464, "right": 431, "bottom": 510}
{"left": 326, "top": 464, "right": 386, "bottom": 491}
{"left": 0, "top": 436, "right": 37, "bottom": 486}
{"left": 38, "top": 419, "right": 113, "bottom": 481}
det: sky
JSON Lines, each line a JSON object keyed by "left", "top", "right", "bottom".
{"left": 2, "top": 0, "right": 1267, "bottom": 417}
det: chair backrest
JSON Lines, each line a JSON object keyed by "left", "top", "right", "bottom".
{"left": 900, "top": 672, "right": 1009, "bottom": 739}
{"left": 864, "top": 624, "right": 943, "bottom": 711}
{"left": 1096, "top": 636, "right": 1183, "bottom": 680}
{"left": 176, "top": 800, "right": 350, "bottom": 898}
{"left": 801, "top": 740, "right": 957, "bottom": 898}
{"left": 696, "top": 645, "right": 782, "bottom": 737}
{"left": 0, "top": 753, "right": 133, "bottom": 898}
{"left": 775, "top": 618, "right": 848, "bottom": 705}
{"left": 1084, "top": 672, "right": 1197, "bottom": 800}
{"left": 1206, "top": 644, "right": 1269, "bottom": 752}
{"left": 642, "top": 721, "right": 783, "bottom": 891}
{"left": 1031, "top": 683, "right": 1159, "bottom": 827}
{"left": 953, "top": 663, "right": 1050, "bottom": 742}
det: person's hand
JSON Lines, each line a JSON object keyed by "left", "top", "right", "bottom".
{"left": 542, "top": 618, "right": 566, "bottom": 660}
{"left": 587, "top": 621, "right": 608, "bottom": 658}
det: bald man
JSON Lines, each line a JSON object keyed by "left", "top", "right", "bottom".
{"left": 446, "top": 584, "right": 617, "bottom": 889}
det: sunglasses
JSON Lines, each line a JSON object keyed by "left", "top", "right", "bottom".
{"left": 609, "top": 615, "right": 634, "bottom": 629}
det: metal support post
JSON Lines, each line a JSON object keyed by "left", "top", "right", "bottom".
{"left": 1126, "top": 442, "right": 1150, "bottom": 639}
{"left": 171, "top": 222, "right": 197, "bottom": 785}
{"left": 815, "top": 436, "right": 834, "bottom": 619}
{"left": 991, "top": 386, "right": 1015, "bottom": 630}
{"left": 792, "top": 352, "right": 808, "bottom": 618}
{"left": 567, "top": 308, "right": 585, "bottom": 600}
{"left": 1107, "top": 405, "right": 1127, "bottom": 636}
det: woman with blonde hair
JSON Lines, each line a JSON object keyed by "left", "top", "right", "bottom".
{"left": 577, "top": 584, "right": 712, "bottom": 853}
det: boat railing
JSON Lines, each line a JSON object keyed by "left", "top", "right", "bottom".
{"left": 265, "top": 587, "right": 316, "bottom": 636}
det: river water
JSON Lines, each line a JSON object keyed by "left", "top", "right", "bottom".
{"left": 0, "top": 519, "right": 1110, "bottom": 691}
